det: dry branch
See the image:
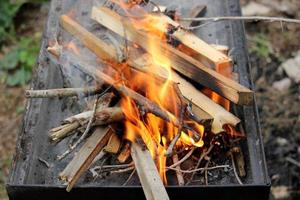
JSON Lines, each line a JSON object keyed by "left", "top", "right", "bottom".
{"left": 91, "top": 7, "right": 253, "bottom": 105}
{"left": 131, "top": 142, "right": 170, "bottom": 200}
{"left": 49, "top": 93, "right": 115, "bottom": 142}
{"left": 60, "top": 127, "right": 113, "bottom": 191}
{"left": 25, "top": 87, "right": 102, "bottom": 98}
{"left": 172, "top": 154, "right": 185, "bottom": 186}
{"left": 179, "top": 15, "right": 300, "bottom": 24}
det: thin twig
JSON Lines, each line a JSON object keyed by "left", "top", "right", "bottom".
{"left": 204, "top": 161, "right": 210, "bottom": 185}
{"left": 122, "top": 169, "right": 136, "bottom": 186}
{"left": 187, "top": 144, "right": 214, "bottom": 184}
{"left": 25, "top": 87, "right": 101, "bottom": 98}
{"left": 169, "top": 148, "right": 195, "bottom": 168}
{"left": 165, "top": 84, "right": 186, "bottom": 156}
{"left": 57, "top": 96, "right": 99, "bottom": 160}
{"left": 172, "top": 154, "right": 185, "bottom": 185}
{"left": 230, "top": 152, "right": 243, "bottom": 185}
{"left": 179, "top": 16, "right": 300, "bottom": 30}
{"left": 110, "top": 166, "right": 135, "bottom": 174}
{"left": 38, "top": 157, "right": 50, "bottom": 168}
{"left": 93, "top": 162, "right": 134, "bottom": 170}
{"left": 286, "top": 157, "right": 300, "bottom": 168}
{"left": 166, "top": 165, "right": 230, "bottom": 173}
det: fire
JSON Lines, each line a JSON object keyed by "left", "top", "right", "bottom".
{"left": 119, "top": 10, "right": 205, "bottom": 183}
{"left": 112, "top": 0, "right": 239, "bottom": 184}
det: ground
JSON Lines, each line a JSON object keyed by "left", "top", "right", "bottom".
{"left": 0, "top": 0, "right": 299, "bottom": 199}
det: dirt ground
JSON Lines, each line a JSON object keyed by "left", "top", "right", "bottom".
{"left": 0, "top": 0, "right": 299, "bottom": 199}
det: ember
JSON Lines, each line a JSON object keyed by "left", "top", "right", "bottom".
{"left": 24, "top": 1, "right": 256, "bottom": 199}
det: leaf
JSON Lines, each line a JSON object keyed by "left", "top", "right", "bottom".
{"left": 0, "top": 48, "right": 19, "bottom": 70}
{"left": 6, "top": 67, "right": 31, "bottom": 86}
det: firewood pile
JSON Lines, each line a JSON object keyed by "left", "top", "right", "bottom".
{"left": 26, "top": 1, "right": 253, "bottom": 199}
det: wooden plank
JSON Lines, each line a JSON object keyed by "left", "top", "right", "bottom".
{"left": 117, "top": 142, "right": 131, "bottom": 163}
{"left": 127, "top": 49, "right": 238, "bottom": 133}
{"left": 103, "top": 132, "right": 121, "bottom": 154}
{"left": 60, "top": 127, "right": 113, "bottom": 192}
{"left": 172, "top": 72, "right": 240, "bottom": 133}
{"left": 60, "top": 15, "right": 120, "bottom": 62}
{"left": 131, "top": 142, "right": 170, "bottom": 200}
{"left": 59, "top": 14, "right": 238, "bottom": 132}
{"left": 91, "top": 7, "right": 253, "bottom": 105}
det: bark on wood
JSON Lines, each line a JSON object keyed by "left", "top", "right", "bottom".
{"left": 60, "top": 127, "right": 113, "bottom": 192}
{"left": 131, "top": 142, "right": 170, "bottom": 200}
{"left": 25, "top": 87, "right": 102, "bottom": 98}
{"left": 94, "top": 107, "right": 125, "bottom": 125}
{"left": 49, "top": 122, "right": 80, "bottom": 142}
{"left": 91, "top": 7, "right": 253, "bottom": 105}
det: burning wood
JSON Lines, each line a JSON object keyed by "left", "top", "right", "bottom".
{"left": 131, "top": 141, "right": 170, "bottom": 200}
{"left": 26, "top": 1, "right": 254, "bottom": 199}
{"left": 91, "top": 6, "right": 254, "bottom": 105}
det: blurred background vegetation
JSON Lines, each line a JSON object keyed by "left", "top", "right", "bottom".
{"left": 0, "top": 0, "right": 48, "bottom": 86}
{"left": 0, "top": 0, "right": 299, "bottom": 199}
{"left": 0, "top": 0, "right": 48, "bottom": 199}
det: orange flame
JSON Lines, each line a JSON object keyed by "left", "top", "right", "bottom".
{"left": 119, "top": 11, "right": 205, "bottom": 183}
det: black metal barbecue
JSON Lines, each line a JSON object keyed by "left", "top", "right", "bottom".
{"left": 7, "top": 0, "right": 270, "bottom": 199}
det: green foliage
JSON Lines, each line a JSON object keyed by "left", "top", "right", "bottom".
{"left": 0, "top": 0, "right": 47, "bottom": 86}
{"left": 0, "top": 0, "right": 22, "bottom": 46}
{"left": 0, "top": 37, "right": 39, "bottom": 86}
{"left": 250, "top": 33, "right": 273, "bottom": 59}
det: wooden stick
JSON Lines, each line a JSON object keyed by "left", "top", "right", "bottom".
{"left": 94, "top": 107, "right": 124, "bottom": 125}
{"left": 60, "top": 127, "right": 113, "bottom": 192}
{"left": 59, "top": 15, "right": 212, "bottom": 131}
{"left": 49, "top": 122, "right": 80, "bottom": 142}
{"left": 131, "top": 142, "right": 170, "bottom": 200}
{"left": 64, "top": 92, "right": 115, "bottom": 123}
{"left": 59, "top": 16, "right": 180, "bottom": 126}
{"left": 91, "top": 7, "right": 253, "bottom": 105}
{"left": 179, "top": 15, "right": 300, "bottom": 24}
{"left": 127, "top": 54, "right": 214, "bottom": 128}
{"left": 230, "top": 146, "right": 246, "bottom": 177}
{"left": 171, "top": 71, "right": 240, "bottom": 133}
{"left": 25, "top": 87, "right": 102, "bottom": 98}
{"left": 49, "top": 93, "right": 115, "bottom": 142}
{"left": 172, "top": 154, "right": 185, "bottom": 186}
{"left": 60, "top": 15, "right": 121, "bottom": 62}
